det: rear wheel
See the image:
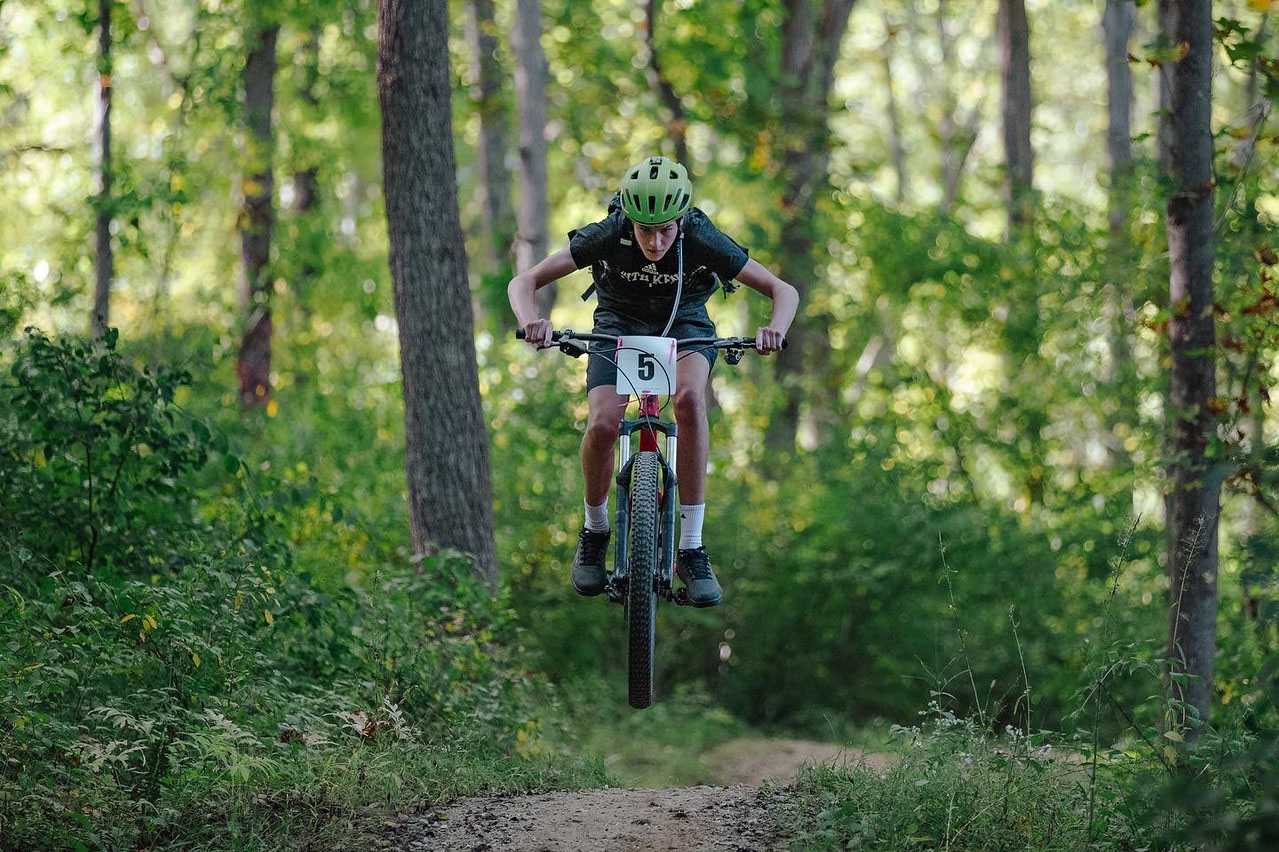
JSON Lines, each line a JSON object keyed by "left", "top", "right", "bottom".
{"left": 626, "top": 451, "right": 661, "bottom": 709}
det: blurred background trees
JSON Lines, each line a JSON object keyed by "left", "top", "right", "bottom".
{"left": 2, "top": 0, "right": 1278, "bottom": 783}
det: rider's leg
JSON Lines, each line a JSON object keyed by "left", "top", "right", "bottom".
{"left": 573, "top": 385, "right": 628, "bottom": 596}
{"left": 582, "top": 384, "right": 628, "bottom": 507}
{"left": 672, "top": 353, "right": 711, "bottom": 504}
{"left": 672, "top": 353, "right": 721, "bottom": 605}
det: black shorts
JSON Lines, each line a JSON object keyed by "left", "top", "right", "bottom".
{"left": 585, "top": 306, "right": 718, "bottom": 392}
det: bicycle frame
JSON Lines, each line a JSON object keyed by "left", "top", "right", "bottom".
{"left": 608, "top": 392, "right": 679, "bottom": 605}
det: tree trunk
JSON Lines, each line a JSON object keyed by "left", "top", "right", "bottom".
{"left": 378, "top": 0, "right": 498, "bottom": 592}
{"left": 1104, "top": 0, "right": 1135, "bottom": 206}
{"left": 933, "top": 0, "right": 980, "bottom": 216}
{"left": 293, "top": 23, "right": 321, "bottom": 326}
{"left": 998, "top": 0, "right": 1033, "bottom": 230}
{"left": 881, "top": 15, "right": 907, "bottom": 205}
{"left": 642, "top": 0, "right": 689, "bottom": 166}
{"left": 764, "top": 0, "right": 857, "bottom": 454}
{"left": 995, "top": 0, "right": 1044, "bottom": 505}
{"left": 466, "top": 0, "right": 516, "bottom": 274}
{"left": 510, "top": 0, "right": 553, "bottom": 315}
{"left": 237, "top": 17, "right": 278, "bottom": 407}
{"left": 90, "top": 0, "right": 113, "bottom": 339}
{"left": 1160, "top": 0, "right": 1219, "bottom": 738}
{"left": 1103, "top": 0, "right": 1137, "bottom": 471}
{"left": 1229, "top": 16, "right": 1268, "bottom": 175}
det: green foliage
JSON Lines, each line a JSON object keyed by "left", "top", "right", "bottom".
{"left": 4, "top": 0, "right": 1279, "bottom": 846}
{"left": 789, "top": 710, "right": 1136, "bottom": 851}
{"left": 0, "top": 329, "right": 602, "bottom": 851}
{"left": 1155, "top": 736, "right": 1279, "bottom": 850}
{"left": 0, "top": 327, "right": 213, "bottom": 576}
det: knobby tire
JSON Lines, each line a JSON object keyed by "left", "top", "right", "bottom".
{"left": 626, "top": 451, "right": 660, "bottom": 709}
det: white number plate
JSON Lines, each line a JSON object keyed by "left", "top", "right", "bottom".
{"left": 615, "top": 336, "right": 677, "bottom": 397}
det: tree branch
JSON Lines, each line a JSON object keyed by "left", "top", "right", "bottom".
{"left": 641, "top": 0, "right": 689, "bottom": 164}
{"left": 1, "top": 145, "right": 71, "bottom": 158}
{"left": 814, "top": 0, "right": 856, "bottom": 102}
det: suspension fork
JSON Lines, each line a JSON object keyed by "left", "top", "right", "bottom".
{"left": 613, "top": 394, "right": 679, "bottom": 592}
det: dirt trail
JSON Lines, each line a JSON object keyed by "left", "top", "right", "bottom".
{"left": 705, "top": 737, "right": 893, "bottom": 786}
{"left": 386, "top": 738, "right": 888, "bottom": 851}
{"left": 389, "top": 785, "right": 799, "bottom": 851}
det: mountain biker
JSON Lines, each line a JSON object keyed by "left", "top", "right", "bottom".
{"left": 508, "top": 156, "right": 798, "bottom": 607}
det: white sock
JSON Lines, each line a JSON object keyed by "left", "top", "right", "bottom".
{"left": 678, "top": 503, "right": 705, "bottom": 550}
{"left": 584, "top": 498, "right": 609, "bottom": 532}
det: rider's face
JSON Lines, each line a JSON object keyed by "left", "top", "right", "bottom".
{"left": 632, "top": 219, "right": 680, "bottom": 261}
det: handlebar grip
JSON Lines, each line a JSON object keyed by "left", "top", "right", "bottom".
{"left": 516, "top": 328, "right": 565, "bottom": 343}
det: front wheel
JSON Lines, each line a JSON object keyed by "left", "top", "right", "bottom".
{"left": 625, "top": 451, "right": 661, "bottom": 709}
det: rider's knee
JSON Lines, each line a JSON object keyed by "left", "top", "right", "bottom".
{"left": 586, "top": 414, "right": 621, "bottom": 444}
{"left": 673, "top": 386, "right": 704, "bottom": 420}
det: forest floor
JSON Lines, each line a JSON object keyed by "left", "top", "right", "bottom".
{"left": 382, "top": 738, "right": 891, "bottom": 851}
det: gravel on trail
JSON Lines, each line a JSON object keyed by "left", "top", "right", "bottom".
{"left": 384, "top": 784, "right": 803, "bottom": 852}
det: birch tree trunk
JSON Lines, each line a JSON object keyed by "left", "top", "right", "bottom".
{"left": 510, "top": 0, "right": 554, "bottom": 315}
{"left": 1159, "top": 0, "right": 1219, "bottom": 738}
{"left": 466, "top": 0, "right": 516, "bottom": 273}
{"left": 378, "top": 0, "right": 498, "bottom": 592}
{"left": 90, "top": 0, "right": 113, "bottom": 339}
{"left": 237, "top": 15, "right": 278, "bottom": 407}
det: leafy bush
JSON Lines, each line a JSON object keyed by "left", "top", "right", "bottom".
{"left": 0, "top": 328, "right": 213, "bottom": 577}
{"left": 0, "top": 328, "right": 602, "bottom": 851}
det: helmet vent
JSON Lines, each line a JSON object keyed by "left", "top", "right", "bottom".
{"left": 648, "top": 196, "right": 656, "bottom": 216}
{"left": 670, "top": 170, "right": 678, "bottom": 179}
{"left": 649, "top": 165, "right": 660, "bottom": 180}
{"left": 662, "top": 194, "right": 673, "bottom": 211}
{"left": 631, "top": 170, "right": 639, "bottom": 180}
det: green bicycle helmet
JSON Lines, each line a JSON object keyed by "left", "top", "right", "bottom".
{"left": 619, "top": 156, "right": 692, "bottom": 225}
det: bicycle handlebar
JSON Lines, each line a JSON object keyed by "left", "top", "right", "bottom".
{"left": 515, "top": 328, "right": 787, "bottom": 351}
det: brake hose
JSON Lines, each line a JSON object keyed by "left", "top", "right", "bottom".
{"left": 657, "top": 221, "right": 685, "bottom": 338}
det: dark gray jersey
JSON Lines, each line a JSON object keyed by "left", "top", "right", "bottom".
{"left": 568, "top": 207, "right": 749, "bottom": 323}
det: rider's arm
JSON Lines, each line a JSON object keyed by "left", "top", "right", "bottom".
{"left": 508, "top": 248, "right": 578, "bottom": 345}
{"left": 733, "top": 259, "right": 799, "bottom": 354}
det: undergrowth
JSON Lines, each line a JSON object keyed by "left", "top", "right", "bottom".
{"left": 0, "top": 329, "right": 605, "bottom": 851}
{"left": 784, "top": 523, "right": 1279, "bottom": 851}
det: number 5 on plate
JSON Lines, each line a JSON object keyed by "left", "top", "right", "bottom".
{"left": 615, "top": 336, "right": 677, "bottom": 397}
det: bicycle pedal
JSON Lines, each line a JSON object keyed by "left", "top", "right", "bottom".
{"left": 604, "top": 574, "right": 625, "bottom": 604}
{"left": 672, "top": 588, "right": 693, "bottom": 607}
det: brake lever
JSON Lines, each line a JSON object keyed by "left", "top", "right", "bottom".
{"left": 559, "top": 339, "right": 589, "bottom": 358}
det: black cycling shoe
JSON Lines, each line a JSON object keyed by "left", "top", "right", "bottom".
{"left": 676, "top": 546, "right": 723, "bottom": 607}
{"left": 572, "top": 527, "right": 610, "bottom": 596}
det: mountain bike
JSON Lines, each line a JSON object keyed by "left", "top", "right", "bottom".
{"left": 515, "top": 328, "right": 779, "bottom": 709}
